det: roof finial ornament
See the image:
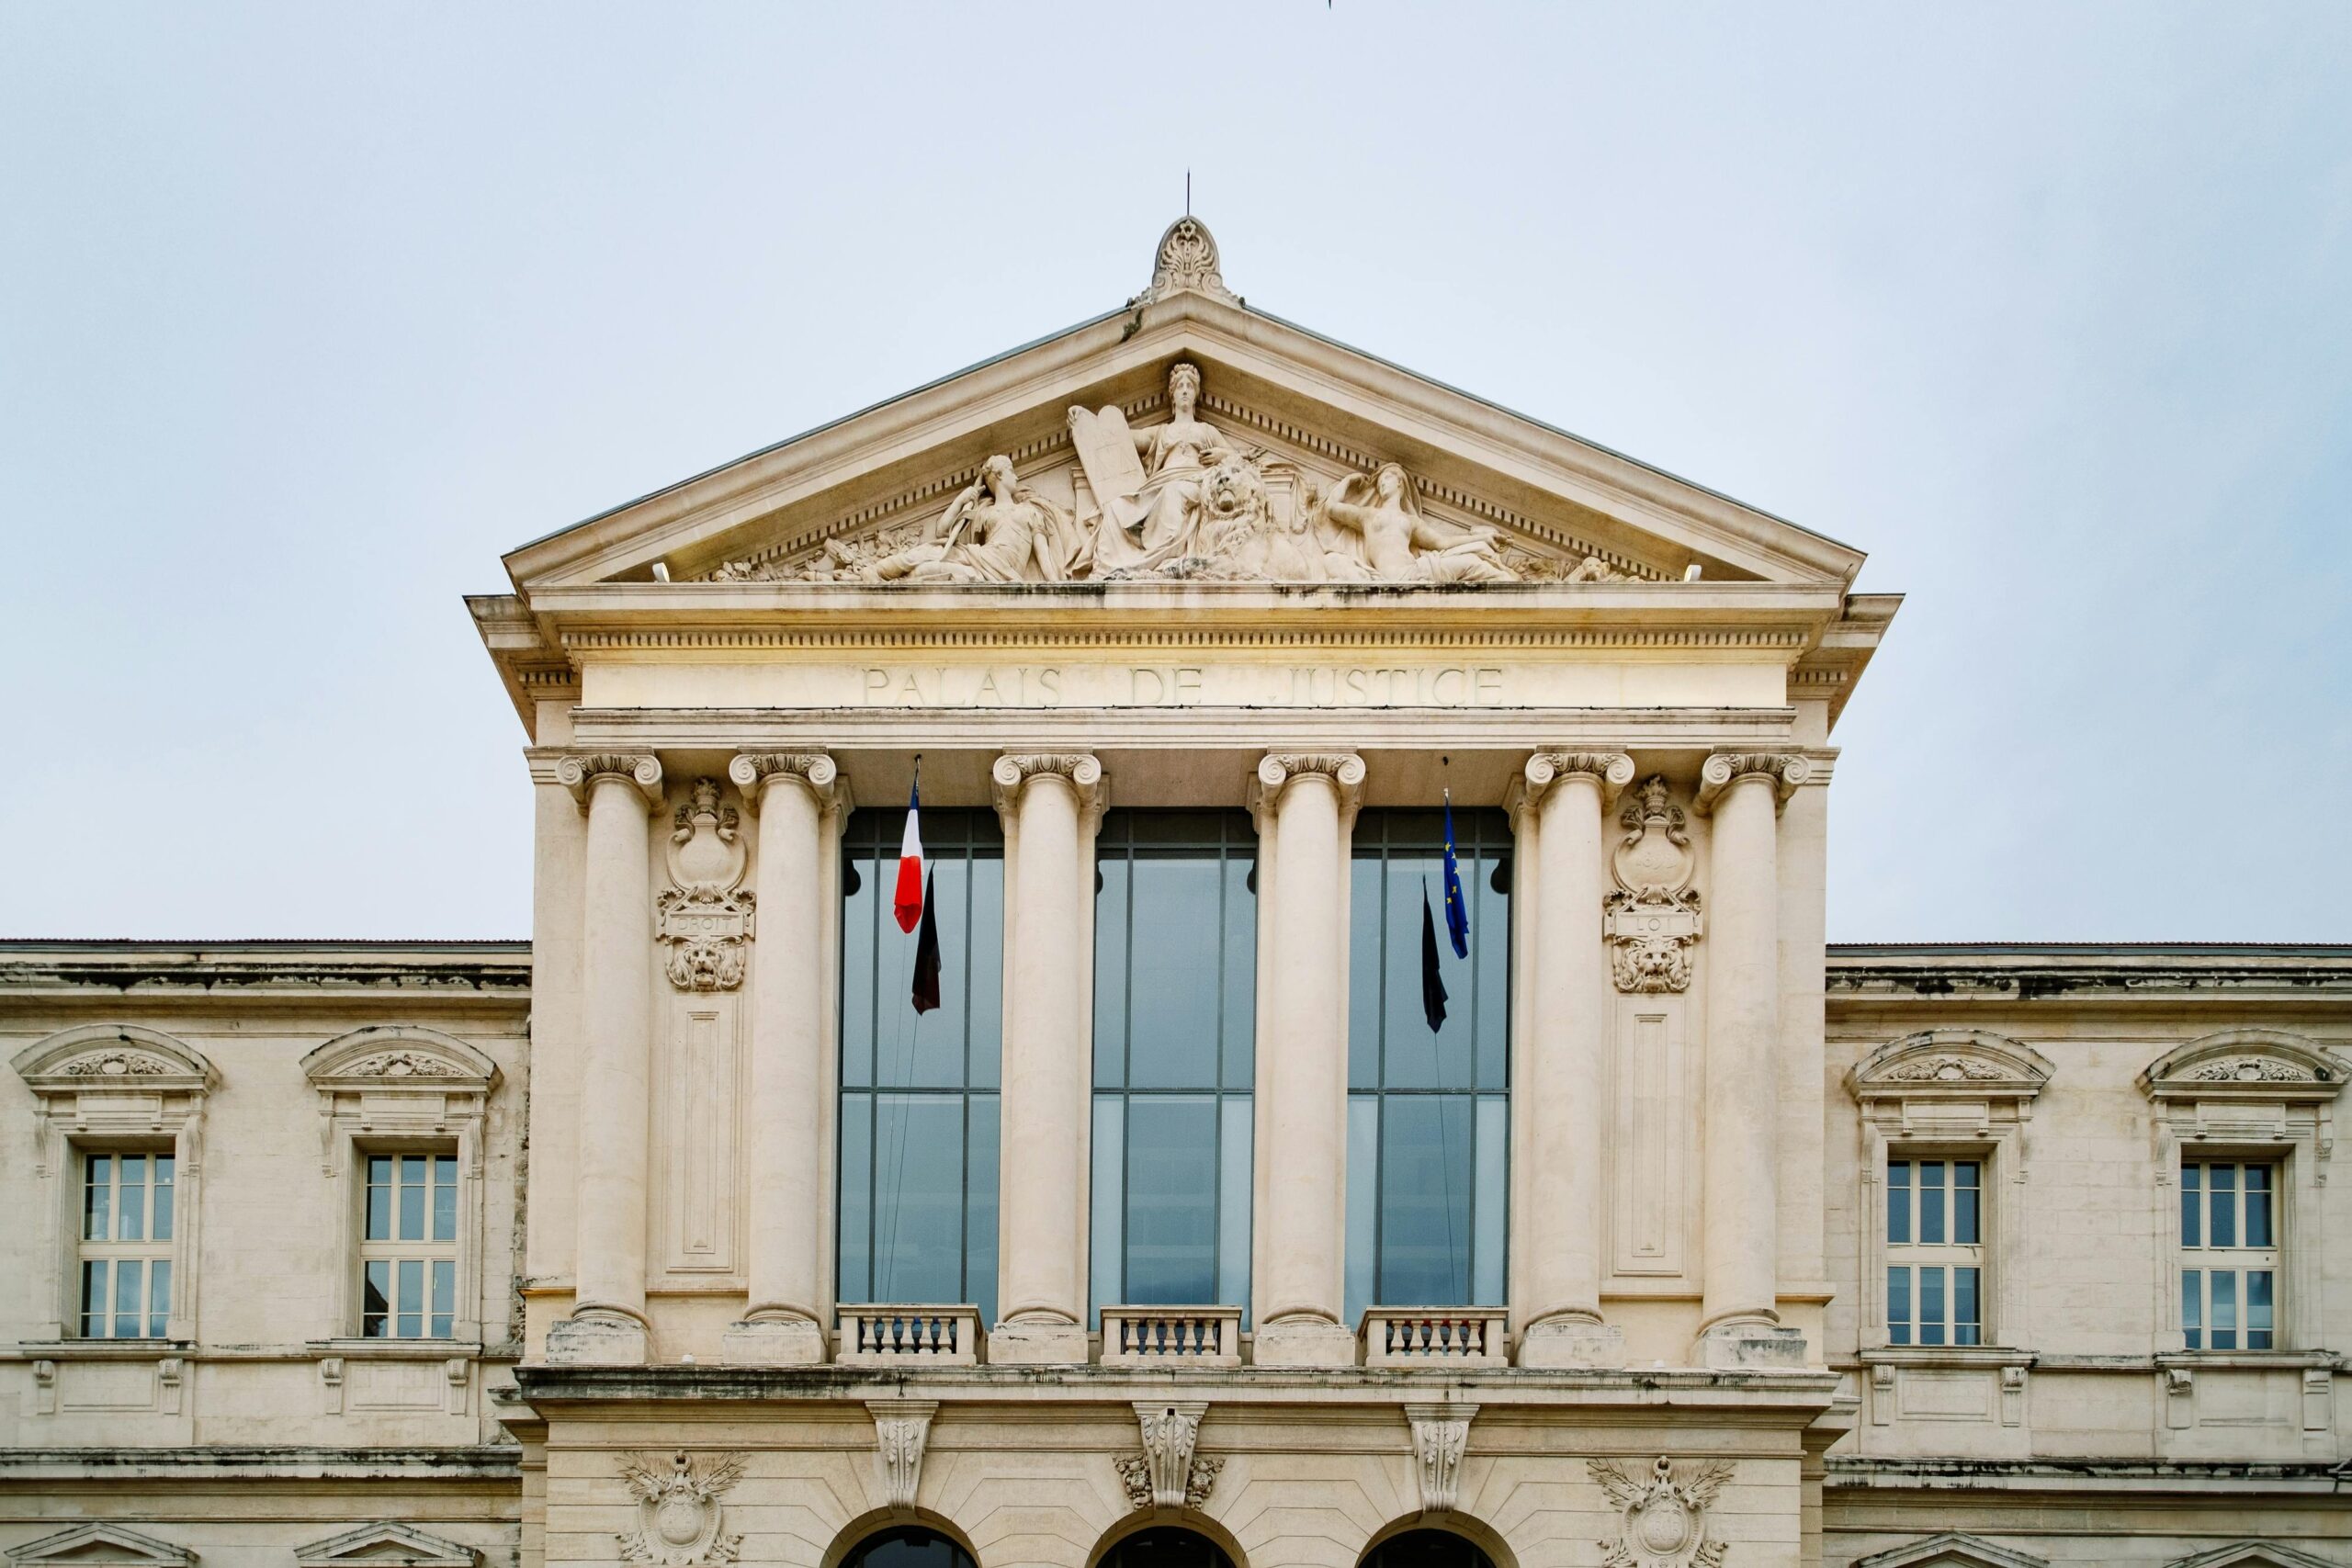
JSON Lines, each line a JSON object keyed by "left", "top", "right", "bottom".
{"left": 1136, "top": 213, "right": 1237, "bottom": 307}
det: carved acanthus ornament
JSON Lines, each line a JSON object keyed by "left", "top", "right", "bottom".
{"left": 656, "top": 779, "right": 755, "bottom": 992}
{"left": 617, "top": 1450, "right": 746, "bottom": 1567}
{"left": 2191, "top": 1057, "right": 2316, "bottom": 1083}
{"left": 1884, "top": 1055, "right": 2007, "bottom": 1082}
{"left": 1136, "top": 215, "right": 1238, "bottom": 305}
{"left": 1694, "top": 751, "right": 1810, "bottom": 812}
{"left": 1404, "top": 1403, "right": 1476, "bottom": 1516}
{"left": 1116, "top": 1401, "right": 1221, "bottom": 1511}
{"left": 342, "top": 1051, "right": 463, "bottom": 1078}
{"left": 867, "top": 1400, "right": 936, "bottom": 1513}
{"left": 60, "top": 1051, "right": 174, "bottom": 1077}
{"left": 1605, "top": 776, "right": 1702, "bottom": 994}
{"left": 1589, "top": 1456, "right": 1734, "bottom": 1568}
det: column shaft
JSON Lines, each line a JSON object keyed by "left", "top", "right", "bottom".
{"left": 725, "top": 753, "right": 840, "bottom": 1365}
{"left": 552, "top": 754, "right": 660, "bottom": 1365}
{"left": 1516, "top": 751, "right": 1630, "bottom": 1367}
{"left": 1696, "top": 751, "right": 1807, "bottom": 1367}
{"left": 990, "top": 753, "right": 1100, "bottom": 1363}
{"left": 1251, "top": 752, "right": 1361, "bottom": 1367}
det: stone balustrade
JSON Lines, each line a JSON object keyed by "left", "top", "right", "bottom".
{"left": 835, "top": 1305, "right": 984, "bottom": 1366}
{"left": 1360, "top": 1307, "right": 1510, "bottom": 1368}
{"left": 1099, "top": 1306, "right": 1243, "bottom": 1367}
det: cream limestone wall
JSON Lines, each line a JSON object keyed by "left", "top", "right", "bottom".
{"left": 0, "top": 943, "right": 528, "bottom": 1565}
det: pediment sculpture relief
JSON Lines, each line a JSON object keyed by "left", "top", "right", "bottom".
{"left": 707, "top": 360, "right": 1641, "bottom": 587}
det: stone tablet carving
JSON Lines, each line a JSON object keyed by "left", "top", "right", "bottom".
{"left": 656, "top": 780, "right": 755, "bottom": 992}
{"left": 1605, "top": 776, "right": 1703, "bottom": 994}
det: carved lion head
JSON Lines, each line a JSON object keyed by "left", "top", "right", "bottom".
{"left": 1200, "top": 454, "right": 1270, "bottom": 530}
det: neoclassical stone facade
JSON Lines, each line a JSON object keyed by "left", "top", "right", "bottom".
{"left": 4, "top": 220, "right": 2346, "bottom": 1568}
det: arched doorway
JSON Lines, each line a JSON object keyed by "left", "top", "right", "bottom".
{"left": 1360, "top": 1529, "right": 1495, "bottom": 1568}
{"left": 840, "top": 1527, "right": 977, "bottom": 1568}
{"left": 1098, "top": 1527, "right": 1236, "bottom": 1568}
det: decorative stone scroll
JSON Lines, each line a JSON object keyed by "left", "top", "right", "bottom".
{"left": 867, "top": 1399, "right": 937, "bottom": 1513}
{"left": 990, "top": 751, "right": 1106, "bottom": 819}
{"left": 557, "top": 751, "right": 664, "bottom": 807}
{"left": 1693, "top": 751, "right": 1810, "bottom": 812}
{"left": 617, "top": 1450, "right": 746, "bottom": 1567}
{"left": 1254, "top": 751, "right": 1366, "bottom": 810}
{"left": 727, "top": 750, "right": 841, "bottom": 804}
{"left": 1589, "top": 1455, "right": 1735, "bottom": 1568}
{"left": 1115, "top": 1401, "right": 1221, "bottom": 1511}
{"left": 656, "top": 779, "right": 754, "bottom": 992}
{"left": 1605, "top": 775, "right": 1702, "bottom": 994}
{"left": 1403, "top": 1402, "right": 1476, "bottom": 1516}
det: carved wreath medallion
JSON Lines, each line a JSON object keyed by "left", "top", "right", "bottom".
{"left": 618, "top": 1450, "right": 746, "bottom": 1567}
{"left": 1589, "top": 1455, "right": 1733, "bottom": 1568}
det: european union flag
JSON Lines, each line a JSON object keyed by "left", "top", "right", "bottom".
{"left": 1441, "top": 796, "right": 1470, "bottom": 960}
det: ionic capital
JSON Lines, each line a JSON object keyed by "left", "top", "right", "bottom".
{"left": 729, "top": 751, "right": 849, "bottom": 814}
{"left": 991, "top": 752, "right": 1104, "bottom": 819}
{"left": 1693, "top": 750, "right": 1811, "bottom": 814}
{"left": 1522, "top": 750, "right": 1635, "bottom": 809}
{"left": 554, "top": 751, "right": 663, "bottom": 810}
{"left": 1253, "top": 751, "right": 1365, "bottom": 817}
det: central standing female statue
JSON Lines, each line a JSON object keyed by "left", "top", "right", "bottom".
{"left": 1068, "top": 361, "right": 1237, "bottom": 572}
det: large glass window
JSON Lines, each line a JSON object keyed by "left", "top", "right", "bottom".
{"left": 2181, "top": 1160, "right": 2278, "bottom": 1350}
{"left": 839, "top": 807, "right": 1003, "bottom": 1323}
{"left": 1091, "top": 811, "right": 1255, "bottom": 1318}
{"left": 1345, "top": 808, "right": 1510, "bottom": 1320}
{"left": 77, "top": 1150, "right": 175, "bottom": 1338}
{"left": 360, "top": 1151, "right": 458, "bottom": 1338}
{"left": 839, "top": 1529, "right": 975, "bottom": 1568}
{"left": 1884, "top": 1157, "right": 1984, "bottom": 1346}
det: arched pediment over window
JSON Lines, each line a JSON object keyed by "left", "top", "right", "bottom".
{"left": 300, "top": 1023, "right": 501, "bottom": 1089}
{"left": 1846, "top": 1029, "right": 2053, "bottom": 1102}
{"left": 2164, "top": 1542, "right": 2341, "bottom": 1568}
{"left": 12, "top": 1022, "right": 215, "bottom": 1090}
{"left": 1852, "top": 1531, "right": 2050, "bottom": 1568}
{"left": 2138, "top": 1029, "right": 2345, "bottom": 1101}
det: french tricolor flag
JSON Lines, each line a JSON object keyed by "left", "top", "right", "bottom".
{"left": 893, "top": 776, "right": 925, "bottom": 933}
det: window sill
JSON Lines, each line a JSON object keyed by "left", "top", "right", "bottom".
{"left": 2155, "top": 1348, "right": 2335, "bottom": 1371}
{"left": 1857, "top": 1344, "right": 2030, "bottom": 1368}
{"left": 8, "top": 1339, "right": 190, "bottom": 1360}
{"left": 306, "top": 1338, "right": 485, "bottom": 1360}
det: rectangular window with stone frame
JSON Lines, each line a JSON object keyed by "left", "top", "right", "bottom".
{"left": 1884, "top": 1157, "right": 1984, "bottom": 1347}
{"left": 359, "top": 1151, "right": 459, "bottom": 1338}
{"left": 2179, "top": 1159, "right": 2279, "bottom": 1350}
{"left": 77, "top": 1149, "right": 175, "bottom": 1338}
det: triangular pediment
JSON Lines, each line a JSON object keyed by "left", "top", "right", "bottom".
{"left": 295, "top": 1525, "right": 477, "bottom": 1568}
{"left": 501, "top": 221, "right": 1863, "bottom": 596}
{"left": 6, "top": 1526, "right": 197, "bottom": 1568}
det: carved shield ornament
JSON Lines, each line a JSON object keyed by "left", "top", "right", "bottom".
{"left": 618, "top": 1450, "right": 746, "bottom": 1567}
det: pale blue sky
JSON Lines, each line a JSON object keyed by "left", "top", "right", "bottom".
{"left": 3, "top": 4, "right": 2346, "bottom": 942}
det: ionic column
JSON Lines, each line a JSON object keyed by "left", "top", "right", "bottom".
{"left": 723, "top": 751, "right": 849, "bottom": 1366}
{"left": 1693, "top": 750, "right": 1809, "bottom": 1368}
{"left": 989, "top": 752, "right": 1104, "bottom": 1363}
{"left": 548, "top": 752, "right": 663, "bottom": 1365}
{"left": 1513, "top": 750, "right": 1634, "bottom": 1368}
{"left": 1250, "top": 750, "right": 1363, "bottom": 1367}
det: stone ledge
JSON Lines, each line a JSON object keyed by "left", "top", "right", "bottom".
{"left": 0, "top": 1445, "right": 520, "bottom": 1482}
{"left": 1826, "top": 1456, "right": 2351, "bottom": 1494}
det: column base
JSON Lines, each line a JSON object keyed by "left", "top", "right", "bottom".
{"left": 1694, "top": 1318, "right": 1808, "bottom": 1370}
{"left": 988, "top": 1316, "right": 1090, "bottom": 1365}
{"left": 546, "top": 1313, "right": 648, "bottom": 1366}
{"left": 1516, "top": 1315, "right": 1626, "bottom": 1370}
{"left": 721, "top": 1314, "right": 828, "bottom": 1367}
{"left": 1252, "top": 1316, "right": 1358, "bottom": 1368}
